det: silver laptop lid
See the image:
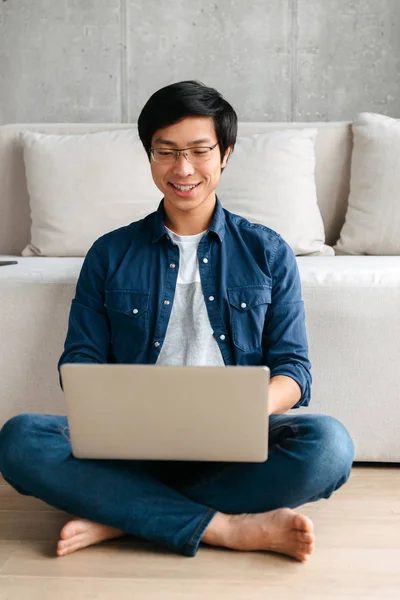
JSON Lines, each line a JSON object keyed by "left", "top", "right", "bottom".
{"left": 60, "top": 364, "right": 270, "bottom": 462}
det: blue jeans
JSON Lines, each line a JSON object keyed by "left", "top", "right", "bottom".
{"left": 0, "top": 412, "right": 354, "bottom": 557}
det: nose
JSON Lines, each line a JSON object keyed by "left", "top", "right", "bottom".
{"left": 172, "top": 153, "right": 195, "bottom": 177}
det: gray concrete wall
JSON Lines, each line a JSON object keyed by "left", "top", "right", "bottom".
{"left": 1, "top": 0, "right": 399, "bottom": 124}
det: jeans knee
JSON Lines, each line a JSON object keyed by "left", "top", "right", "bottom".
{"left": 0, "top": 413, "right": 39, "bottom": 477}
{"left": 310, "top": 415, "right": 355, "bottom": 480}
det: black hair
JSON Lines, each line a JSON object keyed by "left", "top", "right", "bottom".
{"left": 137, "top": 80, "right": 237, "bottom": 167}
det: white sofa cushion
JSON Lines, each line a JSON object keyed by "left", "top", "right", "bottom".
{"left": 2, "top": 254, "right": 400, "bottom": 462}
{"left": 334, "top": 112, "right": 400, "bottom": 255}
{"left": 20, "top": 127, "right": 332, "bottom": 257}
{"left": 20, "top": 128, "right": 161, "bottom": 257}
{"left": 220, "top": 128, "right": 334, "bottom": 256}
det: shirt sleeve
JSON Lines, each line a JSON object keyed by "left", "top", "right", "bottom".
{"left": 57, "top": 239, "right": 111, "bottom": 391}
{"left": 262, "top": 236, "right": 312, "bottom": 408}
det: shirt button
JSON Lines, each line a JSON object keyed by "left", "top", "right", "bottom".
{"left": 220, "top": 334, "right": 226, "bottom": 341}
{"left": 202, "top": 258, "right": 208, "bottom": 264}
{"left": 154, "top": 342, "right": 160, "bottom": 348}
{"left": 208, "top": 296, "right": 215, "bottom": 302}
{"left": 132, "top": 308, "right": 139, "bottom": 315}
{"left": 164, "top": 300, "right": 170, "bottom": 305}
{"left": 170, "top": 263, "right": 176, "bottom": 269}
{"left": 241, "top": 302, "right": 247, "bottom": 309}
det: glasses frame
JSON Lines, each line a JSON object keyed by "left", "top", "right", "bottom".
{"left": 150, "top": 142, "right": 219, "bottom": 164}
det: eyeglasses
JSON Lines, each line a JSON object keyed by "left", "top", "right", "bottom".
{"left": 150, "top": 142, "right": 219, "bottom": 164}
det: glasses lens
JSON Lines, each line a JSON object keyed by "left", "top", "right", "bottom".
{"left": 152, "top": 147, "right": 214, "bottom": 164}
{"left": 187, "top": 148, "right": 211, "bottom": 163}
{"left": 153, "top": 149, "right": 176, "bottom": 163}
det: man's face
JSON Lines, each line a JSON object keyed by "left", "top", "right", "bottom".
{"left": 150, "top": 116, "right": 231, "bottom": 216}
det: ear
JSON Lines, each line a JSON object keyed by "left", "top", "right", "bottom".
{"left": 221, "top": 145, "right": 233, "bottom": 169}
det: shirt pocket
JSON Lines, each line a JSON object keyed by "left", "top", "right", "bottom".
{"left": 227, "top": 285, "right": 272, "bottom": 352}
{"left": 104, "top": 290, "right": 149, "bottom": 355}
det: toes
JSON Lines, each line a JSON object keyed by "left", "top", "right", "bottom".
{"left": 293, "top": 513, "right": 314, "bottom": 533}
{"left": 58, "top": 533, "right": 86, "bottom": 551}
{"left": 57, "top": 545, "right": 73, "bottom": 557}
{"left": 296, "top": 543, "right": 314, "bottom": 561}
{"left": 298, "top": 553, "right": 311, "bottom": 562}
{"left": 60, "top": 518, "right": 94, "bottom": 540}
{"left": 60, "top": 520, "right": 83, "bottom": 540}
{"left": 297, "top": 531, "right": 315, "bottom": 544}
{"left": 57, "top": 537, "right": 88, "bottom": 557}
{"left": 299, "top": 540, "right": 315, "bottom": 557}
{"left": 65, "top": 539, "right": 88, "bottom": 554}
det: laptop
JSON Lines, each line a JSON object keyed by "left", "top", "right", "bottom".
{"left": 59, "top": 364, "right": 270, "bottom": 462}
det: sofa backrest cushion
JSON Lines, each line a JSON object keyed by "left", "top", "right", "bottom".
{"left": 335, "top": 112, "right": 400, "bottom": 255}
{"left": 0, "top": 122, "right": 352, "bottom": 255}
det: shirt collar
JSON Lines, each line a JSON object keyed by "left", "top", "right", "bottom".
{"left": 151, "top": 195, "right": 226, "bottom": 244}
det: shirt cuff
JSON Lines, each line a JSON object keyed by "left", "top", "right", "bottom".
{"left": 269, "top": 366, "right": 311, "bottom": 408}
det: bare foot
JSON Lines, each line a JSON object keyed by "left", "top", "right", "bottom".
{"left": 57, "top": 518, "right": 125, "bottom": 557}
{"left": 202, "top": 508, "right": 315, "bottom": 562}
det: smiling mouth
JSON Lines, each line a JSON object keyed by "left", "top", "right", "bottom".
{"left": 169, "top": 182, "right": 201, "bottom": 192}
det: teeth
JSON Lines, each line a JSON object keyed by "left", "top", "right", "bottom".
{"left": 172, "top": 183, "right": 198, "bottom": 192}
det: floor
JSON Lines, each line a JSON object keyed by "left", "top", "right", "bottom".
{"left": 0, "top": 465, "right": 399, "bottom": 599}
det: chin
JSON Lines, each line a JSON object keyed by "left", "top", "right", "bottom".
{"left": 166, "top": 192, "right": 204, "bottom": 205}
{"left": 168, "top": 198, "right": 203, "bottom": 211}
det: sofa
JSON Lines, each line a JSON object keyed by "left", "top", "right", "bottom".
{"left": 1, "top": 120, "right": 399, "bottom": 462}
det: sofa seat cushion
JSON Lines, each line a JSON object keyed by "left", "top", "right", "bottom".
{"left": 0, "top": 256, "right": 84, "bottom": 283}
{"left": 1, "top": 255, "right": 400, "bottom": 461}
{"left": 297, "top": 255, "right": 400, "bottom": 287}
{"left": 296, "top": 255, "right": 400, "bottom": 463}
{"left": 2, "top": 255, "right": 400, "bottom": 286}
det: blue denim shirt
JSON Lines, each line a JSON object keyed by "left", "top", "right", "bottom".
{"left": 58, "top": 197, "right": 312, "bottom": 408}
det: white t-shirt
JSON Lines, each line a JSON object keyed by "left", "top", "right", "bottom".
{"left": 156, "top": 227, "right": 225, "bottom": 366}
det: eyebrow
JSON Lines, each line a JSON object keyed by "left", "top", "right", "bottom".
{"left": 153, "top": 137, "right": 213, "bottom": 146}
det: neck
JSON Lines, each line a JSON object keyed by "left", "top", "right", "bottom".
{"left": 163, "top": 195, "right": 216, "bottom": 236}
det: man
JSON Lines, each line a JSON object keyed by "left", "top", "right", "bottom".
{"left": 0, "top": 81, "right": 354, "bottom": 562}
